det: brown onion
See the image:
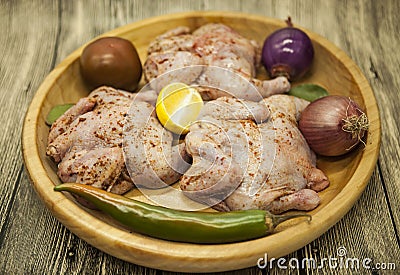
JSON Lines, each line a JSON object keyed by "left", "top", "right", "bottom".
{"left": 299, "top": 95, "right": 369, "bottom": 156}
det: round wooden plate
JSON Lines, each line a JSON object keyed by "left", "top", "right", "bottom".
{"left": 22, "top": 11, "right": 380, "bottom": 272}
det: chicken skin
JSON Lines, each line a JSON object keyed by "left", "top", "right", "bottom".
{"left": 46, "top": 86, "right": 189, "bottom": 194}
{"left": 47, "top": 87, "right": 137, "bottom": 194}
{"left": 123, "top": 101, "right": 191, "bottom": 189}
{"left": 144, "top": 23, "right": 290, "bottom": 100}
{"left": 180, "top": 95, "right": 329, "bottom": 214}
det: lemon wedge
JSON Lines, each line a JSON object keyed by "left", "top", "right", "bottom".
{"left": 156, "top": 82, "right": 203, "bottom": 135}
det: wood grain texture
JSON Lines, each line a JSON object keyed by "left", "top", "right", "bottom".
{"left": 1, "top": 0, "right": 399, "bottom": 274}
{"left": 21, "top": 10, "right": 381, "bottom": 272}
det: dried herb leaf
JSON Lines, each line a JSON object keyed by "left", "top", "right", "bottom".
{"left": 45, "top": 104, "right": 74, "bottom": 125}
{"left": 288, "top": 84, "right": 329, "bottom": 102}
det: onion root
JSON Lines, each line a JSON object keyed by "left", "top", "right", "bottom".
{"left": 342, "top": 99, "right": 369, "bottom": 151}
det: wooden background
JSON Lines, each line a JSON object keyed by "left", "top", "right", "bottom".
{"left": 1, "top": 0, "right": 399, "bottom": 274}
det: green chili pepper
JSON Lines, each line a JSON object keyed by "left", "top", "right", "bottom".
{"left": 54, "top": 183, "right": 311, "bottom": 244}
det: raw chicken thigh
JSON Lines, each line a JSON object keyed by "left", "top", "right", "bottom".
{"left": 180, "top": 95, "right": 329, "bottom": 214}
{"left": 144, "top": 23, "right": 290, "bottom": 100}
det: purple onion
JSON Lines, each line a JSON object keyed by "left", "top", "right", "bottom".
{"left": 262, "top": 25, "right": 314, "bottom": 81}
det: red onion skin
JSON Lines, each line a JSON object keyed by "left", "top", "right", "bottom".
{"left": 262, "top": 27, "right": 314, "bottom": 81}
{"left": 298, "top": 95, "right": 367, "bottom": 156}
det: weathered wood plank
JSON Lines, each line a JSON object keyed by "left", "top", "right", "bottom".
{"left": 0, "top": 0, "right": 398, "bottom": 274}
{"left": 0, "top": 0, "right": 70, "bottom": 273}
{"left": 302, "top": 168, "right": 399, "bottom": 274}
{"left": 0, "top": 0, "right": 60, "bottom": 249}
{"left": 357, "top": 0, "right": 400, "bottom": 241}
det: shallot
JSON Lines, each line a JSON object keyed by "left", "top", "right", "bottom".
{"left": 299, "top": 95, "right": 369, "bottom": 156}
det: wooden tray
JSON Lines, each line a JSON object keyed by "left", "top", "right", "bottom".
{"left": 22, "top": 11, "right": 380, "bottom": 272}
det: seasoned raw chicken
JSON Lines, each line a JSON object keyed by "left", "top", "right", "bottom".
{"left": 47, "top": 87, "right": 138, "bottom": 194}
{"left": 46, "top": 86, "right": 188, "bottom": 194}
{"left": 180, "top": 95, "right": 329, "bottom": 214}
{"left": 123, "top": 101, "right": 191, "bottom": 189}
{"left": 180, "top": 97, "right": 270, "bottom": 209}
{"left": 144, "top": 24, "right": 290, "bottom": 100}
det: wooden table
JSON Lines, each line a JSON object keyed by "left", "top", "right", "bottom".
{"left": 1, "top": 1, "right": 399, "bottom": 274}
